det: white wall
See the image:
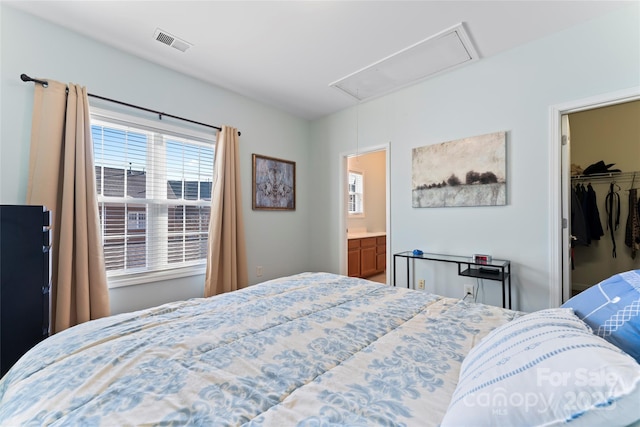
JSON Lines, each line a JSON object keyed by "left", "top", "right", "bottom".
{"left": 0, "top": 5, "right": 311, "bottom": 315}
{"left": 347, "top": 150, "right": 386, "bottom": 233}
{"left": 308, "top": 4, "right": 640, "bottom": 312}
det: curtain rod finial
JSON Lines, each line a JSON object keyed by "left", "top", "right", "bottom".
{"left": 20, "top": 73, "right": 48, "bottom": 87}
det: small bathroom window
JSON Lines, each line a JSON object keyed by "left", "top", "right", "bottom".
{"left": 348, "top": 171, "right": 364, "bottom": 216}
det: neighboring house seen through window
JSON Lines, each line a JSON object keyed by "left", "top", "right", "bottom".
{"left": 91, "top": 109, "right": 215, "bottom": 287}
{"left": 127, "top": 212, "right": 146, "bottom": 230}
{"left": 348, "top": 171, "right": 364, "bottom": 216}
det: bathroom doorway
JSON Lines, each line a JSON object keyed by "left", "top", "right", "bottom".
{"left": 338, "top": 144, "right": 390, "bottom": 284}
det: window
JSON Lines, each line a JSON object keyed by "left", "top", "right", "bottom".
{"left": 91, "top": 108, "right": 215, "bottom": 287}
{"left": 127, "top": 212, "right": 146, "bottom": 230}
{"left": 348, "top": 171, "right": 364, "bottom": 215}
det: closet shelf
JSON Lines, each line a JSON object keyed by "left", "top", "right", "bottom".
{"left": 571, "top": 171, "right": 639, "bottom": 182}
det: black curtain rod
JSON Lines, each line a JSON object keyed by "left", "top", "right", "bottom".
{"left": 20, "top": 74, "right": 239, "bottom": 135}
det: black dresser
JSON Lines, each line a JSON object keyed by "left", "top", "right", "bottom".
{"left": 0, "top": 205, "right": 51, "bottom": 376}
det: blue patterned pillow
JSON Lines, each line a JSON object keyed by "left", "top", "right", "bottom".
{"left": 562, "top": 269, "right": 640, "bottom": 363}
{"left": 441, "top": 308, "right": 640, "bottom": 427}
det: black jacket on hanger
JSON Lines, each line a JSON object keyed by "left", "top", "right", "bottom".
{"left": 584, "top": 184, "right": 604, "bottom": 241}
{"left": 571, "top": 188, "right": 589, "bottom": 247}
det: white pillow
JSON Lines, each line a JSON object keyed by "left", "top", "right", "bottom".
{"left": 441, "top": 308, "right": 640, "bottom": 427}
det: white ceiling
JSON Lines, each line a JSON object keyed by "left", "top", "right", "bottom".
{"left": 7, "top": 1, "right": 632, "bottom": 120}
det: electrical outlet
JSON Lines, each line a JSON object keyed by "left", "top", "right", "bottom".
{"left": 256, "top": 266, "right": 263, "bottom": 277}
{"left": 418, "top": 279, "right": 425, "bottom": 290}
{"left": 464, "top": 284, "right": 474, "bottom": 299}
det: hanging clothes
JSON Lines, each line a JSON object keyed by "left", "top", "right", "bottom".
{"left": 570, "top": 187, "right": 589, "bottom": 271}
{"left": 584, "top": 184, "right": 604, "bottom": 242}
{"left": 577, "top": 184, "right": 590, "bottom": 243}
{"left": 575, "top": 183, "right": 586, "bottom": 204}
{"left": 625, "top": 188, "right": 640, "bottom": 259}
{"left": 571, "top": 187, "right": 589, "bottom": 247}
{"left": 605, "top": 183, "right": 620, "bottom": 258}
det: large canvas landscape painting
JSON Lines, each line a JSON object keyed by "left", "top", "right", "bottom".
{"left": 412, "top": 131, "right": 506, "bottom": 208}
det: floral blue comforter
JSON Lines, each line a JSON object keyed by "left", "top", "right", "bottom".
{"left": 0, "top": 272, "right": 518, "bottom": 426}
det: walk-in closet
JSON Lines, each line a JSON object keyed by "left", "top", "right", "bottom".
{"left": 569, "top": 100, "right": 640, "bottom": 295}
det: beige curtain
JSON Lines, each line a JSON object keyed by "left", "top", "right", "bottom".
{"left": 205, "top": 126, "right": 248, "bottom": 297}
{"left": 26, "top": 79, "right": 110, "bottom": 333}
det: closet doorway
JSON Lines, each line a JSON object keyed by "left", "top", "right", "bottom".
{"left": 567, "top": 100, "right": 640, "bottom": 297}
{"left": 551, "top": 88, "right": 640, "bottom": 306}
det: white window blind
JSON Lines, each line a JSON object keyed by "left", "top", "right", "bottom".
{"left": 348, "top": 171, "right": 364, "bottom": 215}
{"left": 91, "top": 111, "right": 215, "bottom": 286}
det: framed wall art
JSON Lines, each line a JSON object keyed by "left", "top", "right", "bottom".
{"left": 252, "top": 154, "right": 296, "bottom": 210}
{"left": 412, "top": 131, "right": 507, "bottom": 208}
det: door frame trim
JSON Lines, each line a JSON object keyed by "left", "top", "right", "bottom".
{"left": 338, "top": 143, "right": 390, "bottom": 282}
{"left": 548, "top": 86, "right": 640, "bottom": 307}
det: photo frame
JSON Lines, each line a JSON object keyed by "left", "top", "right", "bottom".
{"left": 412, "top": 131, "right": 507, "bottom": 208}
{"left": 252, "top": 154, "right": 296, "bottom": 210}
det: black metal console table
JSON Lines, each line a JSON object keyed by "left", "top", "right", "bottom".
{"left": 393, "top": 251, "right": 512, "bottom": 309}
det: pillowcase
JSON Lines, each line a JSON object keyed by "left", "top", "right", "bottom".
{"left": 440, "top": 308, "right": 640, "bottom": 427}
{"left": 562, "top": 269, "right": 640, "bottom": 363}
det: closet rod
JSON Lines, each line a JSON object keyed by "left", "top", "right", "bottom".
{"left": 20, "top": 74, "right": 240, "bottom": 136}
{"left": 571, "top": 171, "right": 639, "bottom": 182}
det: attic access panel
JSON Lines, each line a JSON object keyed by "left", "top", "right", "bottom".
{"left": 330, "top": 23, "right": 478, "bottom": 101}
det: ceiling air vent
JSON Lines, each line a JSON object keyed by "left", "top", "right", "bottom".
{"left": 153, "top": 28, "right": 192, "bottom": 53}
{"left": 330, "top": 23, "right": 478, "bottom": 101}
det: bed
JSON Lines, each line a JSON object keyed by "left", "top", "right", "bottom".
{"left": 1, "top": 272, "right": 639, "bottom": 426}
